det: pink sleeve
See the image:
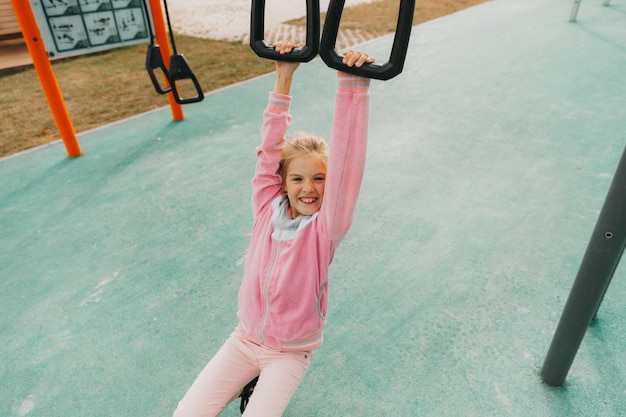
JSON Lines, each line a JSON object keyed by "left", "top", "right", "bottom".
{"left": 319, "top": 72, "right": 371, "bottom": 240}
{"left": 251, "top": 92, "right": 291, "bottom": 217}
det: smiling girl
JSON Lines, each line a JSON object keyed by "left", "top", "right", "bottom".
{"left": 173, "top": 41, "right": 374, "bottom": 417}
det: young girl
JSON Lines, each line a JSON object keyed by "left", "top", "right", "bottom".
{"left": 173, "top": 41, "right": 374, "bottom": 417}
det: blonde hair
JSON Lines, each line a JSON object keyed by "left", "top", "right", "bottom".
{"left": 277, "top": 133, "right": 329, "bottom": 189}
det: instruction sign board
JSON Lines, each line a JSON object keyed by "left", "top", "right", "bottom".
{"left": 31, "top": 0, "right": 149, "bottom": 58}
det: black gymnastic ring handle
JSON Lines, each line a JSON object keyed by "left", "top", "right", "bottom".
{"left": 250, "top": 0, "right": 320, "bottom": 62}
{"left": 319, "top": 0, "right": 416, "bottom": 80}
{"left": 167, "top": 54, "right": 205, "bottom": 104}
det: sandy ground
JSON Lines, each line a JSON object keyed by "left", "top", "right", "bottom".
{"left": 166, "top": 0, "right": 374, "bottom": 40}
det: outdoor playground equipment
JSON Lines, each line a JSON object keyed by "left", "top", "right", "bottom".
{"left": 249, "top": 0, "right": 417, "bottom": 80}
{"left": 250, "top": 0, "right": 320, "bottom": 62}
{"left": 544, "top": 1, "right": 626, "bottom": 384}
{"left": 541, "top": 144, "right": 626, "bottom": 387}
{"left": 320, "top": 0, "right": 415, "bottom": 80}
{"left": 142, "top": 0, "right": 204, "bottom": 105}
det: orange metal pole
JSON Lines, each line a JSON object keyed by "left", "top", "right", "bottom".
{"left": 147, "top": 0, "right": 184, "bottom": 121}
{"left": 10, "top": 0, "right": 82, "bottom": 158}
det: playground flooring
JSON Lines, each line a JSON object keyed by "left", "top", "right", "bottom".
{"left": 2, "top": 0, "right": 626, "bottom": 416}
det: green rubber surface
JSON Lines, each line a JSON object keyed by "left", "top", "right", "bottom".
{"left": 2, "top": 0, "right": 626, "bottom": 415}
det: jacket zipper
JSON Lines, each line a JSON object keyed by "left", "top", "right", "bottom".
{"left": 260, "top": 227, "right": 282, "bottom": 344}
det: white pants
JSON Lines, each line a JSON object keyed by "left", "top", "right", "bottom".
{"left": 173, "top": 327, "right": 312, "bottom": 417}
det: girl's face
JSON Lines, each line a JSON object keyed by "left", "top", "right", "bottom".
{"left": 283, "top": 154, "right": 326, "bottom": 218}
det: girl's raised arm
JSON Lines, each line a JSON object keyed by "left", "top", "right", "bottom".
{"left": 272, "top": 41, "right": 301, "bottom": 95}
{"left": 319, "top": 51, "right": 375, "bottom": 240}
{"left": 251, "top": 41, "right": 302, "bottom": 216}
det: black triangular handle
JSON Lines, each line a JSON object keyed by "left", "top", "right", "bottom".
{"left": 145, "top": 45, "right": 171, "bottom": 95}
{"left": 250, "top": 0, "right": 320, "bottom": 62}
{"left": 167, "top": 54, "right": 204, "bottom": 104}
{"left": 320, "top": 0, "right": 416, "bottom": 80}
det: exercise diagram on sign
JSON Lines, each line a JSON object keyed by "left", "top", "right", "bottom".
{"left": 33, "top": 0, "right": 148, "bottom": 56}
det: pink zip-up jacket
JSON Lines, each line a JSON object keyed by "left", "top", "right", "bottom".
{"left": 237, "top": 73, "right": 370, "bottom": 352}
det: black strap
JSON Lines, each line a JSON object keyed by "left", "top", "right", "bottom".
{"left": 162, "top": 0, "right": 177, "bottom": 55}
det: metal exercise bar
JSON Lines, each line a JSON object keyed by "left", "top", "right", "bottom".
{"left": 570, "top": 0, "right": 583, "bottom": 21}
{"left": 541, "top": 144, "right": 626, "bottom": 387}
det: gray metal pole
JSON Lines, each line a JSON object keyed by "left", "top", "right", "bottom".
{"left": 540, "top": 145, "right": 626, "bottom": 387}
{"left": 570, "top": 0, "right": 583, "bottom": 22}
